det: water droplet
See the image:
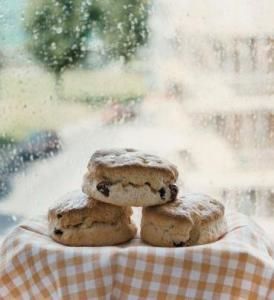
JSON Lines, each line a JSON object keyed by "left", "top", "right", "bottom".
{"left": 51, "top": 42, "right": 57, "bottom": 50}
{"left": 55, "top": 27, "right": 63, "bottom": 34}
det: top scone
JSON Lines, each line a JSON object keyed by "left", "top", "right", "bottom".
{"left": 82, "top": 148, "right": 179, "bottom": 206}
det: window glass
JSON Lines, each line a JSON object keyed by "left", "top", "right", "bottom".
{"left": 0, "top": 0, "right": 273, "bottom": 237}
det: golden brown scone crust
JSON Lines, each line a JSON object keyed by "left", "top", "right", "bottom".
{"left": 48, "top": 191, "right": 137, "bottom": 246}
{"left": 141, "top": 193, "right": 227, "bottom": 247}
{"left": 89, "top": 148, "right": 178, "bottom": 180}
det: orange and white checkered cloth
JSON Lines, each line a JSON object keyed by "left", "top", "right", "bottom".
{"left": 0, "top": 212, "right": 273, "bottom": 299}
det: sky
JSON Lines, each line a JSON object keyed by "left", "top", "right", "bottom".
{"left": 2, "top": 0, "right": 274, "bottom": 49}
{"left": 155, "top": 0, "right": 274, "bottom": 37}
{"left": 0, "top": 0, "right": 27, "bottom": 48}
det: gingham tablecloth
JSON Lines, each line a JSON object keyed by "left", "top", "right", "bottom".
{"left": 0, "top": 212, "right": 273, "bottom": 300}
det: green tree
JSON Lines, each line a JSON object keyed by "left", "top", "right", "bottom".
{"left": 24, "top": 0, "right": 100, "bottom": 98}
{"left": 98, "top": 0, "right": 150, "bottom": 62}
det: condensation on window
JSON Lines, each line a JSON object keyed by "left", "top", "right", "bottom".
{"left": 0, "top": 0, "right": 274, "bottom": 237}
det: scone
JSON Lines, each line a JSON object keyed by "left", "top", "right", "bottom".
{"left": 141, "top": 193, "right": 227, "bottom": 247}
{"left": 82, "top": 148, "right": 178, "bottom": 207}
{"left": 48, "top": 191, "right": 137, "bottom": 246}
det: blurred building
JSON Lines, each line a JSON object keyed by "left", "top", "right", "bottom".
{"left": 148, "top": 0, "right": 274, "bottom": 216}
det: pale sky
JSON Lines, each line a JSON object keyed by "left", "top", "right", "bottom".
{"left": 153, "top": 0, "right": 274, "bottom": 36}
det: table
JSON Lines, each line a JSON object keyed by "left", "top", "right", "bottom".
{"left": 0, "top": 213, "right": 273, "bottom": 299}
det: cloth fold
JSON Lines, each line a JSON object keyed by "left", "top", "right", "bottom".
{"left": 0, "top": 213, "right": 273, "bottom": 299}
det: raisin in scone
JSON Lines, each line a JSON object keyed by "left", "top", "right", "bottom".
{"left": 48, "top": 191, "right": 137, "bottom": 246}
{"left": 82, "top": 148, "right": 178, "bottom": 207}
{"left": 141, "top": 193, "right": 227, "bottom": 247}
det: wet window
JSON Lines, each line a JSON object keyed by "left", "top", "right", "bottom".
{"left": 0, "top": 0, "right": 274, "bottom": 236}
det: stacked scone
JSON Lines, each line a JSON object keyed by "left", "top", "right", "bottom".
{"left": 141, "top": 194, "right": 227, "bottom": 247}
{"left": 48, "top": 191, "right": 137, "bottom": 246}
{"left": 48, "top": 148, "right": 227, "bottom": 247}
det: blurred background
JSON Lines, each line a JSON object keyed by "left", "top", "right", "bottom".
{"left": 0, "top": 0, "right": 274, "bottom": 239}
